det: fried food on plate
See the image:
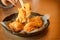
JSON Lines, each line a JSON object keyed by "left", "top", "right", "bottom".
{"left": 16, "top": 8, "right": 26, "bottom": 23}
{"left": 24, "top": 16, "right": 43, "bottom": 32}
{"left": 29, "top": 16, "right": 43, "bottom": 27}
{"left": 24, "top": 3, "right": 31, "bottom": 17}
{"left": 9, "top": 21, "right": 24, "bottom": 32}
{"left": 24, "top": 22, "right": 36, "bottom": 32}
{"left": 9, "top": 3, "right": 31, "bottom": 32}
{"left": 16, "top": 3, "right": 31, "bottom": 23}
{"left": 8, "top": 3, "right": 43, "bottom": 33}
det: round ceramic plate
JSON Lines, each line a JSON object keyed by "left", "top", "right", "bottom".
{"left": 0, "top": 12, "right": 49, "bottom": 37}
{"left": 0, "top": 0, "right": 13, "bottom": 9}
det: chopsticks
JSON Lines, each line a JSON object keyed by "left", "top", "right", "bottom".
{"left": 19, "top": 0, "right": 25, "bottom": 9}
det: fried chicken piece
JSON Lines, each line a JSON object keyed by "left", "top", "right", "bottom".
{"left": 17, "top": 8, "right": 26, "bottom": 23}
{"left": 9, "top": 21, "right": 24, "bottom": 32}
{"left": 24, "top": 22, "right": 36, "bottom": 32}
{"left": 16, "top": 3, "right": 31, "bottom": 23}
{"left": 24, "top": 3, "right": 31, "bottom": 17}
{"left": 24, "top": 16, "right": 43, "bottom": 32}
{"left": 29, "top": 16, "right": 43, "bottom": 27}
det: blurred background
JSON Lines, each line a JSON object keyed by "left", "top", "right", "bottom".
{"left": 0, "top": 0, "right": 60, "bottom": 40}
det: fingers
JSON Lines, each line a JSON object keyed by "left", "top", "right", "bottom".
{"left": 1, "top": 0, "right": 7, "bottom": 6}
{"left": 7, "top": 0, "right": 17, "bottom": 6}
{"left": 1, "top": 0, "right": 18, "bottom": 6}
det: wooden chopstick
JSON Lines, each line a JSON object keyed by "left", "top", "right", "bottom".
{"left": 19, "top": 0, "right": 25, "bottom": 9}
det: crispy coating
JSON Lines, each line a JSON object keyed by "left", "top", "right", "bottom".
{"left": 17, "top": 8, "right": 26, "bottom": 23}
{"left": 29, "top": 16, "right": 43, "bottom": 27}
{"left": 9, "top": 21, "right": 24, "bottom": 32}
{"left": 24, "top": 22, "right": 36, "bottom": 32}
{"left": 16, "top": 3, "right": 31, "bottom": 23}
{"left": 24, "top": 16, "right": 43, "bottom": 32}
{"left": 24, "top": 3, "right": 31, "bottom": 17}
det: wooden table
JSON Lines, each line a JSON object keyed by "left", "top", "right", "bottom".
{"left": 0, "top": 0, "right": 60, "bottom": 40}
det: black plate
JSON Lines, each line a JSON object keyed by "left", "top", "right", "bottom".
{"left": 0, "top": 12, "right": 49, "bottom": 37}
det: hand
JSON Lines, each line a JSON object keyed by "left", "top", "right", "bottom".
{"left": 1, "top": 0, "right": 18, "bottom": 6}
{"left": 7, "top": 0, "right": 18, "bottom": 6}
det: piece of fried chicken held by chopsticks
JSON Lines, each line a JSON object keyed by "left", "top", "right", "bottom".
{"left": 24, "top": 3, "right": 31, "bottom": 18}
{"left": 9, "top": 21, "right": 24, "bottom": 32}
{"left": 16, "top": 3, "right": 31, "bottom": 23}
{"left": 16, "top": 8, "right": 26, "bottom": 23}
{"left": 24, "top": 16, "right": 43, "bottom": 33}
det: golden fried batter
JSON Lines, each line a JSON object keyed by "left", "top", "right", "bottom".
{"left": 29, "top": 16, "right": 43, "bottom": 27}
{"left": 24, "top": 16, "right": 43, "bottom": 32}
{"left": 16, "top": 3, "right": 31, "bottom": 23}
{"left": 24, "top": 3, "right": 31, "bottom": 17}
{"left": 17, "top": 8, "right": 26, "bottom": 23}
{"left": 9, "top": 21, "right": 24, "bottom": 32}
